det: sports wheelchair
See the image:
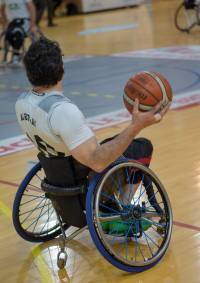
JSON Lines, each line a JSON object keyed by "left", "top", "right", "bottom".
{"left": 175, "top": 0, "right": 200, "bottom": 32}
{"left": 12, "top": 157, "right": 172, "bottom": 272}
{"left": 0, "top": 18, "right": 41, "bottom": 66}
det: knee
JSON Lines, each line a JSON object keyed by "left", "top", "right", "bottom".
{"left": 123, "top": 137, "right": 153, "bottom": 164}
{"left": 135, "top": 138, "right": 153, "bottom": 156}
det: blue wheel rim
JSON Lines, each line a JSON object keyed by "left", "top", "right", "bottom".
{"left": 12, "top": 162, "right": 64, "bottom": 242}
{"left": 86, "top": 160, "right": 172, "bottom": 272}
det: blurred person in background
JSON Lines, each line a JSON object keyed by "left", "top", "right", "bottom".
{"left": 0, "top": 0, "right": 37, "bottom": 64}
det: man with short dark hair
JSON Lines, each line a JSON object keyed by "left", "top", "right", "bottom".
{"left": 15, "top": 37, "right": 170, "bottom": 196}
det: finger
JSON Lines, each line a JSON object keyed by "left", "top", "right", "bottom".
{"left": 133, "top": 98, "right": 139, "bottom": 114}
{"left": 159, "top": 102, "right": 171, "bottom": 117}
{"left": 154, "top": 113, "right": 162, "bottom": 122}
{"left": 151, "top": 101, "right": 163, "bottom": 114}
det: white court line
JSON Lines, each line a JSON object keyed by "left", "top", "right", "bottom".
{"left": 112, "top": 45, "right": 200, "bottom": 61}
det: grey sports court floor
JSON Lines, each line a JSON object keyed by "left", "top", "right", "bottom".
{"left": 0, "top": 46, "right": 200, "bottom": 140}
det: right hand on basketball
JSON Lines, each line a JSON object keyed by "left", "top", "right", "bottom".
{"left": 131, "top": 99, "right": 171, "bottom": 129}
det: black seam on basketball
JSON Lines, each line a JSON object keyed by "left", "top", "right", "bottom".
{"left": 123, "top": 92, "right": 152, "bottom": 111}
{"left": 129, "top": 77, "right": 161, "bottom": 103}
{"left": 128, "top": 79, "right": 160, "bottom": 104}
{"left": 144, "top": 71, "right": 168, "bottom": 103}
{"left": 150, "top": 72, "right": 169, "bottom": 102}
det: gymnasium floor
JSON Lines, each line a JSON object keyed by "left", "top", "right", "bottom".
{"left": 0, "top": 0, "right": 200, "bottom": 282}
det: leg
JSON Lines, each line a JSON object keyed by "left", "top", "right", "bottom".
{"left": 53, "top": 0, "right": 63, "bottom": 13}
{"left": 123, "top": 137, "right": 153, "bottom": 166}
{"left": 99, "top": 137, "right": 153, "bottom": 206}
{"left": 46, "top": 0, "right": 55, "bottom": 26}
{"left": 122, "top": 137, "right": 153, "bottom": 203}
{"left": 1, "top": 33, "right": 9, "bottom": 63}
{"left": 34, "top": 0, "right": 46, "bottom": 25}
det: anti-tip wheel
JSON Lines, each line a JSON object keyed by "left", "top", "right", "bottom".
{"left": 57, "top": 251, "right": 68, "bottom": 269}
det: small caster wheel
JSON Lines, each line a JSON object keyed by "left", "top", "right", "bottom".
{"left": 57, "top": 251, "right": 68, "bottom": 269}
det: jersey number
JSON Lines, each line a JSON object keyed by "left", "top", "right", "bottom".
{"left": 34, "top": 135, "right": 64, "bottom": 157}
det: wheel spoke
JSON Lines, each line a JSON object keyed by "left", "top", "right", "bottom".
{"left": 94, "top": 161, "right": 172, "bottom": 269}
{"left": 40, "top": 206, "right": 57, "bottom": 234}
{"left": 20, "top": 197, "right": 46, "bottom": 225}
{"left": 25, "top": 204, "right": 55, "bottom": 232}
{"left": 20, "top": 194, "right": 45, "bottom": 206}
{"left": 14, "top": 164, "right": 64, "bottom": 241}
{"left": 32, "top": 198, "right": 48, "bottom": 233}
{"left": 19, "top": 202, "right": 50, "bottom": 216}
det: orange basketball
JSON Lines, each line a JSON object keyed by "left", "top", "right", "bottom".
{"left": 123, "top": 71, "right": 173, "bottom": 113}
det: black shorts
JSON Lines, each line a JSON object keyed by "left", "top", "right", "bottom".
{"left": 38, "top": 137, "right": 153, "bottom": 187}
{"left": 101, "top": 136, "right": 153, "bottom": 167}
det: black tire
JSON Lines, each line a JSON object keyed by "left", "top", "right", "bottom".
{"left": 174, "top": 2, "right": 200, "bottom": 32}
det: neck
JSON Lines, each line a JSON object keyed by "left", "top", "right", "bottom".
{"left": 33, "top": 81, "right": 63, "bottom": 94}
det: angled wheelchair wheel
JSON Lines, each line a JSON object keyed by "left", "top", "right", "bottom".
{"left": 0, "top": 32, "right": 9, "bottom": 64}
{"left": 86, "top": 160, "right": 173, "bottom": 272}
{"left": 13, "top": 162, "right": 69, "bottom": 242}
{"left": 174, "top": 2, "right": 200, "bottom": 32}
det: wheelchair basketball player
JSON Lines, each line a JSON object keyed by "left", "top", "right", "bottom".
{"left": 15, "top": 37, "right": 170, "bottom": 232}
{"left": 0, "top": 0, "right": 37, "bottom": 65}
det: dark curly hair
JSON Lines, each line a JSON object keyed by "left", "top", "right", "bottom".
{"left": 23, "top": 37, "right": 64, "bottom": 87}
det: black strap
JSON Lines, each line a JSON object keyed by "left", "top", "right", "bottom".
{"left": 41, "top": 179, "right": 84, "bottom": 196}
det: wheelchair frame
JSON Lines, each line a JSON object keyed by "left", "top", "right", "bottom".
{"left": 0, "top": 25, "right": 42, "bottom": 66}
{"left": 174, "top": 1, "right": 200, "bottom": 32}
{"left": 0, "top": 30, "right": 26, "bottom": 65}
{"left": 12, "top": 158, "right": 173, "bottom": 272}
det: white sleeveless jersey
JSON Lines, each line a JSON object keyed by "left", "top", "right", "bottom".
{"left": 0, "top": 0, "right": 31, "bottom": 21}
{"left": 15, "top": 91, "right": 95, "bottom": 157}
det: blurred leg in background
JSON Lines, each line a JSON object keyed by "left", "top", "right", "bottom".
{"left": 53, "top": 0, "right": 63, "bottom": 15}
{"left": 34, "top": 0, "right": 46, "bottom": 26}
{"left": 33, "top": 0, "right": 55, "bottom": 27}
{"left": 47, "top": 0, "right": 55, "bottom": 26}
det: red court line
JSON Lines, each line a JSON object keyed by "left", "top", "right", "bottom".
{"left": 1, "top": 178, "right": 200, "bottom": 233}
{"left": 0, "top": 119, "right": 17, "bottom": 126}
{"left": 173, "top": 221, "right": 200, "bottom": 232}
{"left": 0, "top": 179, "right": 19, "bottom": 188}
{"left": 172, "top": 102, "right": 200, "bottom": 111}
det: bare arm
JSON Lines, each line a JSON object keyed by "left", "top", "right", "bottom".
{"left": 0, "top": 3, "right": 8, "bottom": 30}
{"left": 70, "top": 99, "right": 170, "bottom": 172}
{"left": 26, "top": 1, "right": 37, "bottom": 32}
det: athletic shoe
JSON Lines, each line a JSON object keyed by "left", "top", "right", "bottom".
{"left": 9, "top": 54, "right": 22, "bottom": 67}
{"left": 108, "top": 219, "right": 152, "bottom": 237}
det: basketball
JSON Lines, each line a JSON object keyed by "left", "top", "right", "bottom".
{"left": 123, "top": 71, "right": 173, "bottom": 113}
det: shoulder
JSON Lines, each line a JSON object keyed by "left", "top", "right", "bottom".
{"left": 51, "top": 101, "right": 84, "bottom": 120}
{"left": 15, "top": 92, "right": 29, "bottom": 115}
{"left": 16, "top": 92, "right": 29, "bottom": 105}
